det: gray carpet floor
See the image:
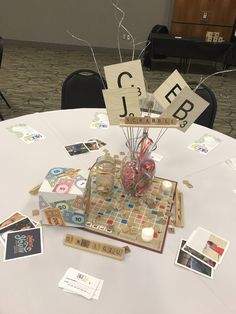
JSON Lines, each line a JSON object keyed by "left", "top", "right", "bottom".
{"left": 0, "top": 41, "right": 236, "bottom": 138}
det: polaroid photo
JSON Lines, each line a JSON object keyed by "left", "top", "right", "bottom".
{"left": 65, "top": 143, "right": 89, "bottom": 156}
{"left": 87, "top": 138, "right": 107, "bottom": 148}
{"left": 184, "top": 226, "right": 229, "bottom": 264}
{"left": 0, "top": 211, "right": 26, "bottom": 230}
{"left": 4, "top": 227, "right": 43, "bottom": 261}
{"left": 182, "top": 244, "right": 217, "bottom": 269}
{"left": 175, "top": 239, "right": 213, "bottom": 279}
{"left": 84, "top": 141, "right": 100, "bottom": 152}
{"left": 0, "top": 217, "right": 35, "bottom": 245}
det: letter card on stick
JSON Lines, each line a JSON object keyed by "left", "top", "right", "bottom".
{"left": 104, "top": 59, "right": 146, "bottom": 99}
{"left": 103, "top": 87, "right": 140, "bottom": 125}
{"left": 159, "top": 87, "right": 209, "bottom": 132}
{"left": 153, "top": 70, "right": 189, "bottom": 110}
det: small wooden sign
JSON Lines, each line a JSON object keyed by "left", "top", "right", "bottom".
{"left": 102, "top": 87, "right": 140, "bottom": 125}
{"left": 153, "top": 70, "right": 189, "bottom": 110}
{"left": 104, "top": 59, "right": 146, "bottom": 99}
{"left": 64, "top": 234, "right": 126, "bottom": 260}
{"left": 120, "top": 116, "right": 179, "bottom": 128}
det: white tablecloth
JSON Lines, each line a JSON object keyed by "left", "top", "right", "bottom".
{"left": 0, "top": 109, "right": 236, "bottom": 314}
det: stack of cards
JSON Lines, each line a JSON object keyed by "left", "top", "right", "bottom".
{"left": 175, "top": 226, "right": 229, "bottom": 279}
{"left": 0, "top": 211, "right": 43, "bottom": 261}
{"left": 58, "top": 267, "right": 104, "bottom": 300}
{"left": 65, "top": 138, "right": 106, "bottom": 157}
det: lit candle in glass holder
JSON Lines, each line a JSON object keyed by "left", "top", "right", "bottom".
{"left": 141, "top": 227, "right": 154, "bottom": 242}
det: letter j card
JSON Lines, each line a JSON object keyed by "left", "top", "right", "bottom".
{"left": 4, "top": 227, "right": 43, "bottom": 261}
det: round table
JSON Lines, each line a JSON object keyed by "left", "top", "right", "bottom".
{"left": 0, "top": 109, "right": 236, "bottom": 314}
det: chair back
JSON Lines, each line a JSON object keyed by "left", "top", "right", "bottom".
{"left": 188, "top": 82, "right": 217, "bottom": 129}
{"left": 143, "top": 25, "right": 169, "bottom": 68}
{"left": 61, "top": 69, "right": 107, "bottom": 109}
{"left": 0, "top": 37, "right": 3, "bottom": 67}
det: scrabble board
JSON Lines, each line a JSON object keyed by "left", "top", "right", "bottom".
{"left": 84, "top": 176, "right": 177, "bottom": 253}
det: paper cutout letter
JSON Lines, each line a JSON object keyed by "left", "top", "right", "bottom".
{"left": 153, "top": 70, "right": 189, "bottom": 109}
{"left": 159, "top": 87, "right": 209, "bottom": 132}
{"left": 104, "top": 60, "right": 146, "bottom": 100}
{"left": 102, "top": 87, "right": 140, "bottom": 125}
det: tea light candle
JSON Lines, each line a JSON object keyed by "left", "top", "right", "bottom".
{"left": 162, "top": 180, "right": 172, "bottom": 193}
{"left": 141, "top": 227, "right": 154, "bottom": 242}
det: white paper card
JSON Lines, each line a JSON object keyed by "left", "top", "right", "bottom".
{"left": 7, "top": 124, "right": 45, "bottom": 144}
{"left": 58, "top": 267, "right": 103, "bottom": 300}
{"left": 188, "top": 134, "right": 221, "bottom": 155}
{"left": 90, "top": 112, "right": 110, "bottom": 129}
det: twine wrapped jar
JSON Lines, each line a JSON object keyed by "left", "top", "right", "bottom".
{"left": 96, "top": 155, "right": 115, "bottom": 196}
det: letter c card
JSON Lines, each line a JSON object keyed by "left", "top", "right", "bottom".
{"left": 104, "top": 59, "right": 146, "bottom": 100}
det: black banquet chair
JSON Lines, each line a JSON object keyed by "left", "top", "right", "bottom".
{"left": 188, "top": 82, "right": 217, "bottom": 129}
{"left": 61, "top": 69, "right": 107, "bottom": 110}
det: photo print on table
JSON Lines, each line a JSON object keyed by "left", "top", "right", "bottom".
{"left": 175, "top": 239, "right": 213, "bottom": 279}
{"left": 65, "top": 143, "right": 89, "bottom": 156}
{"left": 184, "top": 227, "right": 229, "bottom": 264}
{"left": 4, "top": 227, "right": 43, "bottom": 261}
{"left": 0, "top": 211, "right": 26, "bottom": 230}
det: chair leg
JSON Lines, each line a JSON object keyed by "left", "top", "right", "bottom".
{"left": 0, "top": 91, "right": 11, "bottom": 108}
{"left": 0, "top": 111, "right": 4, "bottom": 120}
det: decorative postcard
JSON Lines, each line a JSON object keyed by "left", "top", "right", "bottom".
{"left": 4, "top": 227, "right": 43, "bottom": 261}
{"left": 0, "top": 211, "right": 26, "bottom": 230}
{"left": 7, "top": 124, "right": 45, "bottom": 144}
{"left": 188, "top": 134, "right": 221, "bottom": 155}
{"left": 182, "top": 243, "right": 217, "bottom": 269}
{"left": 65, "top": 143, "right": 89, "bottom": 156}
{"left": 0, "top": 217, "right": 36, "bottom": 245}
{"left": 175, "top": 239, "right": 213, "bottom": 279}
{"left": 87, "top": 138, "right": 107, "bottom": 148}
{"left": 183, "top": 227, "right": 229, "bottom": 264}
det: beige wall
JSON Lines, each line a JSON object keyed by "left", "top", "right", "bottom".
{"left": 0, "top": 0, "right": 174, "bottom": 48}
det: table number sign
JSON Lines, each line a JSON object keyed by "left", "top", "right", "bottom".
{"left": 102, "top": 87, "right": 140, "bottom": 125}
{"left": 159, "top": 87, "right": 209, "bottom": 132}
{"left": 104, "top": 59, "right": 146, "bottom": 100}
{"left": 153, "top": 69, "right": 189, "bottom": 110}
